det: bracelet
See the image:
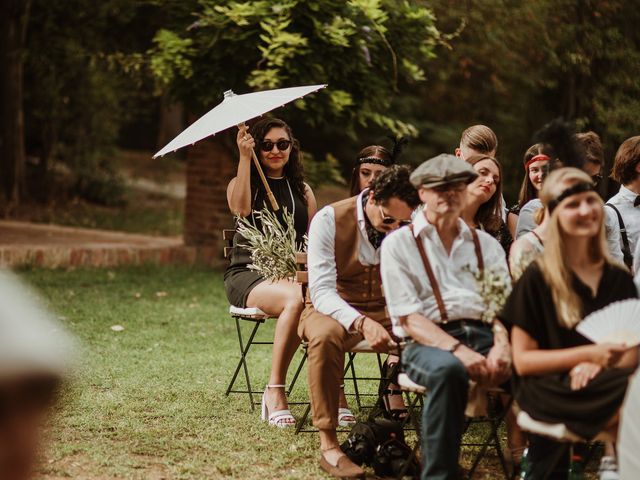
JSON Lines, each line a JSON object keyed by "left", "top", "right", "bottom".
{"left": 353, "top": 315, "right": 366, "bottom": 333}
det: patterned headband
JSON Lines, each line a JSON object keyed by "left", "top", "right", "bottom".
{"left": 547, "top": 181, "right": 595, "bottom": 213}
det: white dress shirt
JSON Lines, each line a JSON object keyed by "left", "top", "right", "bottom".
{"left": 634, "top": 242, "right": 640, "bottom": 291}
{"left": 381, "top": 211, "right": 510, "bottom": 338}
{"left": 517, "top": 198, "right": 624, "bottom": 263}
{"left": 307, "top": 190, "right": 379, "bottom": 331}
{"left": 606, "top": 185, "right": 640, "bottom": 268}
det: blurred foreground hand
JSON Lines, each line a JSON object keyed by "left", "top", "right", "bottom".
{"left": 0, "top": 270, "right": 76, "bottom": 480}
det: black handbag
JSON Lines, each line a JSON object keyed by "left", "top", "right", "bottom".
{"left": 340, "top": 418, "right": 419, "bottom": 478}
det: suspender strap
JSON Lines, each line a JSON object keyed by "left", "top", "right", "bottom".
{"left": 470, "top": 227, "right": 484, "bottom": 272}
{"left": 409, "top": 224, "right": 485, "bottom": 323}
{"left": 605, "top": 204, "right": 633, "bottom": 268}
{"left": 409, "top": 224, "right": 448, "bottom": 322}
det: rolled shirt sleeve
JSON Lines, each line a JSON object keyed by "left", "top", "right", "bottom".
{"left": 307, "top": 206, "right": 363, "bottom": 331}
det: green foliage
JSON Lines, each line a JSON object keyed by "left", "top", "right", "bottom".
{"left": 24, "top": 0, "right": 155, "bottom": 205}
{"left": 302, "top": 152, "right": 346, "bottom": 189}
{"left": 149, "top": 29, "right": 195, "bottom": 90}
{"left": 148, "top": 0, "right": 444, "bottom": 137}
{"left": 236, "top": 207, "right": 305, "bottom": 281}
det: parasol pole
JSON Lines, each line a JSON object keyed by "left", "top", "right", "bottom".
{"left": 238, "top": 120, "right": 279, "bottom": 212}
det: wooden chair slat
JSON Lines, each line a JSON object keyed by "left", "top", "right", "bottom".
{"left": 224, "top": 246, "right": 234, "bottom": 259}
{"left": 295, "top": 252, "right": 307, "bottom": 264}
{"left": 296, "top": 271, "right": 308, "bottom": 284}
{"left": 223, "top": 229, "right": 236, "bottom": 241}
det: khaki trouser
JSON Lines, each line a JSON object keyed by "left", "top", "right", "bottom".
{"left": 298, "top": 305, "right": 390, "bottom": 430}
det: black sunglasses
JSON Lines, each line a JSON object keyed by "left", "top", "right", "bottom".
{"left": 260, "top": 139, "right": 292, "bottom": 152}
{"left": 378, "top": 205, "right": 411, "bottom": 226}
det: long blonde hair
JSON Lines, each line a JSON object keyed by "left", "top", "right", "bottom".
{"left": 536, "top": 168, "right": 610, "bottom": 328}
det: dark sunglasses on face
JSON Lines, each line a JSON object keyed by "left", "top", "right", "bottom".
{"left": 378, "top": 205, "right": 411, "bottom": 226}
{"left": 260, "top": 139, "right": 292, "bottom": 152}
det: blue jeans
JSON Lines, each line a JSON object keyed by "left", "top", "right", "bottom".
{"left": 402, "top": 321, "right": 494, "bottom": 480}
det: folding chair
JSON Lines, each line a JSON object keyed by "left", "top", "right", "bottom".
{"left": 516, "top": 410, "right": 611, "bottom": 478}
{"left": 397, "top": 371, "right": 512, "bottom": 479}
{"left": 294, "top": 339, "right": 388, "bottom": 434}
{"left": 223, "top": 230, "right": 306, "bottom": 410}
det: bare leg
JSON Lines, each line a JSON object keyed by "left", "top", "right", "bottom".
{"left": 319, "top": 429, "right": 344, "bottom": 465}
{"left": 246, "top": 279, "right": 303, "bottom": 417}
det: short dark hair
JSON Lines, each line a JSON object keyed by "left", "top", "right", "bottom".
{"left": 370, "top": 165, "right": 420, "bottom": 208}
{"left": 611, "top": 136, "right": 640, "bottom": 185}
{"left": 574, "top": 131, "right": 604, "bottom": 167}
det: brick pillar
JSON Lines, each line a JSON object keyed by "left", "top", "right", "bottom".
{"left": 184, "top": 136, "right": 237, "bottom": 264}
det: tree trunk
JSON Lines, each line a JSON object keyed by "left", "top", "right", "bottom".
{"left": 156, "top": 94, "right": 185, "bottom": 151}
{"left": 0, "top": 0, "right": 31, "bottom": 206}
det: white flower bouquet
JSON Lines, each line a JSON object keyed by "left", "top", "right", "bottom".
{"left": 466, "top": 265, "right": 512, "bottom": 324}
{"left": 236, "top": 206, "right": 307, "bottom": 282}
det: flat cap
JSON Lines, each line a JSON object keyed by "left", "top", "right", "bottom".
{"left": 410, "top": 153, "right": 478, "bottom": 189}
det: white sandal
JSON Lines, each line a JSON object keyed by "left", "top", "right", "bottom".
{"left": 338, "top": 408, "right": 357, "bottom": 427}
{"left": 338, "top": 384, "right": 356, "bottom": 427}
{"left": 261, "top": 384, "right": 295, "bottom": 428}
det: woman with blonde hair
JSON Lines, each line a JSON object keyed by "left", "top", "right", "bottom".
{"left": 499, "top": 167, "right": 638, "bottom": 476}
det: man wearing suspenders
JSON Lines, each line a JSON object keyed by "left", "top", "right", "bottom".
{"left": 381, "top": 155, "right": 512, "bottom": 480}
{"left": 606, "top": 136, "right": 640, "bottom": 272}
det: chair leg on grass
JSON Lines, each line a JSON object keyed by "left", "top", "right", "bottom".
{"left": 225, "top": 317, "right": 264, "bottom": 411}
{"left": 286, "top": 349, "right": 307, "bottom": 396}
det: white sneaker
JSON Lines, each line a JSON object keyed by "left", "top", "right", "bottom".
{"left": 599, "top": 456, "right": 620, "bottom": 480}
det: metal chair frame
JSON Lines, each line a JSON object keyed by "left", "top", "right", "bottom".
{"left": 397, "top": 367, "right": 512, "bottom": 479}
{"left": 223, "top": 230, "right": 307, "bottom": 410}
{"left": 293, "top": 347, "right": 387, "bottom": 434}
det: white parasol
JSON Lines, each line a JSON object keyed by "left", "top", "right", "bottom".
{"left": 153, "top": 84, "right": 327, "bottom": 210}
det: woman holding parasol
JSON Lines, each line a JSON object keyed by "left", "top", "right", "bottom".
{"left": 225, "top": 117, "right": 317, "bottom": 428}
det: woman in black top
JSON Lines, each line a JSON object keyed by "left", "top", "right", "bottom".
{"left": 225, "top": 117, "right": 317, "bottom": 427}
{"left": 499, "top": 167, "right": 638, "bottom": 473}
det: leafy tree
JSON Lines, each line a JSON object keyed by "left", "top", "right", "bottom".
{"left": 148, "top": 0, "right": 445, "bottom": 138}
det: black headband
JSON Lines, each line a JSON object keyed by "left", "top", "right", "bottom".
{"left": 547, "top": 181, "right": 595, "bottom": 213}
{"left": 357, "top": 156, "right": 394, "bottom": 167}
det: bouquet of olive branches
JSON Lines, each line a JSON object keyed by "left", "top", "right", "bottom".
{"left": 465, "top": 265, "right": 512, "bottom": 324}
{"left": 236, "top": 206, "right": 307, "bottom": 282}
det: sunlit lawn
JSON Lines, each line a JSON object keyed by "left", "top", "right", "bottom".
{"left": 21, "top": 265, "right": 515, "bottom": 479}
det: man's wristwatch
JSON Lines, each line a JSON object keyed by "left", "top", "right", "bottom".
{"left": 447, "top": 341, "right": 462, "bottom": 353}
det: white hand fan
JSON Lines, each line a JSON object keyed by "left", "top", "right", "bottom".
{"left": 576, "top": 299, "right": 640, "bottom": 347}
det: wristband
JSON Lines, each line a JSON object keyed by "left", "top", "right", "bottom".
{"left": 353, "top": 316, "right": 366, "bottom": 334}
{"left": 447, "top": 341, "right": 462, "bottom": 353}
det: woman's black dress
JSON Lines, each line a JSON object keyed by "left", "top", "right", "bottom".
{"left": 498, "top": 261, "right": 638, "bottom": 439}
{"left": 224, "top": 176, "right": 308, "bottom": 308}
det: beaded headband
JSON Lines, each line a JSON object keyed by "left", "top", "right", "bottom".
{"left": 356, "top": 156, "right": 394, "bottom": 167}
{"left": 547, "top": 181, "right": 595, "bottom": 213}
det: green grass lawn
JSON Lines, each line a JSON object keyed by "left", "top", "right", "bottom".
{"left": 21, "top": 265, "right": 511, "bottom": 479}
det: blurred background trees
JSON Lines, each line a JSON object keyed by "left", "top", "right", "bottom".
{"left": 2, "top": 0, "right": 640, "bottom": 209}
